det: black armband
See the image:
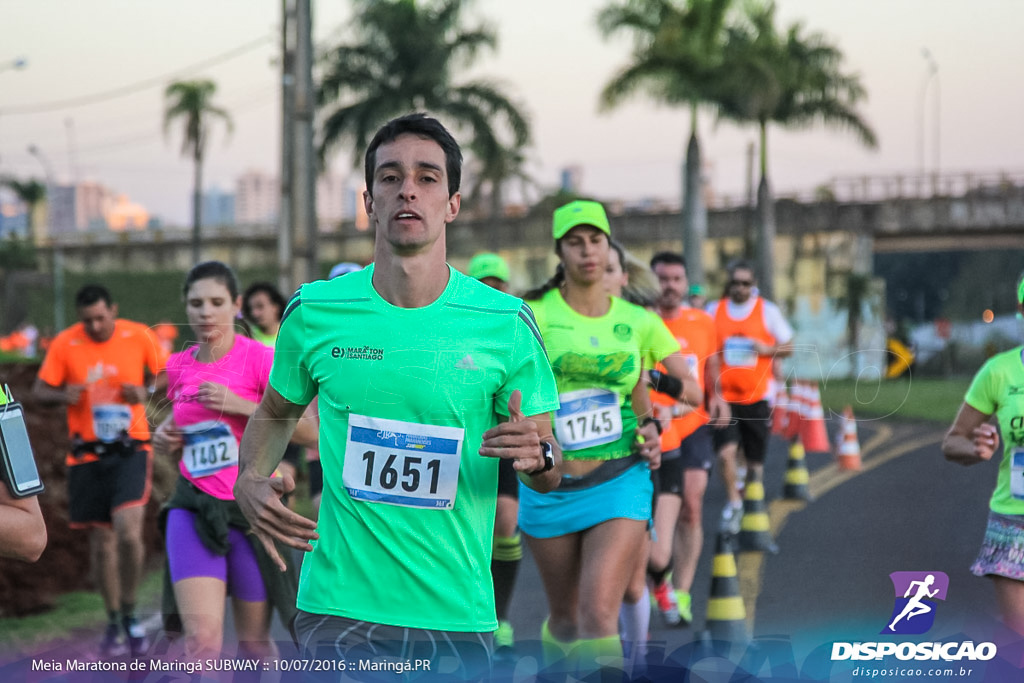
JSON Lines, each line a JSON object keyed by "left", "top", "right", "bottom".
{"left": 648, "top": 369, "right": 684, "bottom": 400}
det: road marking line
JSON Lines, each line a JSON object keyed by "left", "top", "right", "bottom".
{"left": 737, "top": 424, "right": 943, "bottom": 630}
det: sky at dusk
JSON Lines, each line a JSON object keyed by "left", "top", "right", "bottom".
{"left": 1, "top": 0, "right": 1022, "bottom": 225}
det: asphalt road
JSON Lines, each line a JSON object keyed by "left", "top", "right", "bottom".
{"left": 502, "top": 414, "right": 1020, "bottom": 681}
{"left": 6, "top": 413, "right": 1022, "bottom": 682}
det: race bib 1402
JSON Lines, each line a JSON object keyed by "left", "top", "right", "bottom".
{"left": 181, "top": 420, "right": 239, "bottom": 478}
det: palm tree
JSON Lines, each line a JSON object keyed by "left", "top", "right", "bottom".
{"left": 598, "top": 0, "right": 734, "bottom": 287}
{"left": 317, "top": 0, "right": 530, "bottom": 208}
{"left": 163, "top": 79, "right": 232, "bottom": 264}
{"left": 1, "top": 177, "right": 46, "bottom": 243}
{"left": 715, "top": 0, "right": 877, "bottom": 298}
{"left": 465, "top": 140, "right": 537, "bottom": 221}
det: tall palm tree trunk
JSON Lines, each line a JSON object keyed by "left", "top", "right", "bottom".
{"left": 755, "top": 122, "right": 776, "bottom": 300}
{"left": 191, "top": 149, "right": 203, "bottom": 265}
{"left": 682, "top": 104, "right": 706, "bottom": 286}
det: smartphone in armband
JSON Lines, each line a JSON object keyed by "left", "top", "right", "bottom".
{"left": 0, "top": 402, "right": 45, "bottom": 498}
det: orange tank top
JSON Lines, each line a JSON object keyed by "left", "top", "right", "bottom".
{"left": 713, "top": 298, "right": 776, "bottom": 405}
{"left": 651, "top": 307, "right": 718, "bottom": 449}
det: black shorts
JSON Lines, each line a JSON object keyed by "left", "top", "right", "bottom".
{"left": 308, "top": 458, "right": 323, "bottom": 498}
{"left": 497, "top": 457, "right": 519, "bottom": 499}
{"left": 282, "top": 442, "right": 304, "bottom": 468}
{"left": 658, "top": 425, "right": 713, "bottom": 497}
{"left": 293, "top": 611, "right": 492, "bottom": 680}
{"left": 711, "top": 400, "right": 772, "bottom": 464}
{"left": 68, "top": 445, "right": 152, "bottom": 526}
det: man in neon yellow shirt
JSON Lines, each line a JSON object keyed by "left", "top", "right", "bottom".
{"left": 235, "top": 114, "right": 561, "bottom": 674}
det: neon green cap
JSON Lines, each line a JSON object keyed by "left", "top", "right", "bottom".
{"left": 1018, "top": 277, "right": 1024, "bottom": 304}
{"left": 467, "top": 252, "right": 510, "bottom": 283}
{"left": 552, "top": 200, "right": 611, "bottom": 240}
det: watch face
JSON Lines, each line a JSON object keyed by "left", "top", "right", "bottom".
{"left": 540, "top": 441, "right": 555, "bottom": 471}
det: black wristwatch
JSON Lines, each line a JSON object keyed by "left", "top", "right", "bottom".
{"left": 526, "top": 440, "right": 555, "bottom": 476}
{"left": 640, "top": 416, "right": 663, "bottom": 436}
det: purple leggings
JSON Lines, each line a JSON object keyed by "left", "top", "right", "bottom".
{"left": 165, "top": 508, "right": 268, "bottom": 602}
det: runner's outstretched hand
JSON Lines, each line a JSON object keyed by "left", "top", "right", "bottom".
{"left": 235, "top": 468, "right": 318, "bottom": 572}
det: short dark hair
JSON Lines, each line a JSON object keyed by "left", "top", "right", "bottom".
{"left": 75, "top": 284, "right": 113, "bottom": 309}
{"left": 650, "top": 252, "right": 687, "bottom": 270}
{"left": 364, "top": 113, "right": 462, "bottom": 198}
{"left": 242, "top": 281, "right": 287, "bottom": 322}
{"left": 183, "top": 261, "right": 240, "bottom": 300}
{"left": 727, "top": 259, "right": 756, "bottom": 280}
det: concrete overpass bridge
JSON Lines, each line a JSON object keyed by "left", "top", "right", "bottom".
{"left": 8, "top": 170, "right": 1024, "bottom": 378}
{"left": 28, "top": 169, "right": 1024, "bottom": 281}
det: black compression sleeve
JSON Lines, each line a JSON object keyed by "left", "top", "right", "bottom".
{"left": 648, "top": 369, "right": 683, "bottom": 400}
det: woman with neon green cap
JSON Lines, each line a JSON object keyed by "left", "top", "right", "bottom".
{"left": 943, "top": 271, "right": 1024, "bottom": 635}
{"left": 521, "top": 199, "right": 700, "bottom": 673}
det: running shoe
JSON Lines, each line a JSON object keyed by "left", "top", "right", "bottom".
{"left": 492, "top": 620, "right": 516, "bottom": 666}
{"left": 720, "top": 500, "right": 743, "bottom": 535}
{"left": 99, "top": 622, "right": 128, "bottom": 658}
{"left": 124, "top": 619, "right": 150, "bottom": 658}
{"left": 494, "top": 620, "right": 515, "bottom": 650}
{"left": 651, "top": 580, "right": 681, "bottom": 626}
{"left": 675, "top": 590, "right": 693, "bottom": 626}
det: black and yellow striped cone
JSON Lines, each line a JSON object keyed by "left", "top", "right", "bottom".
{"left": 738, "top": 478, "right": 779, "bottom": 553}
{"left": 782, "top": 440, "right": 812, "bottom": 501}
{"left": 705, "top": 532, "right": 749, "bottom": 651}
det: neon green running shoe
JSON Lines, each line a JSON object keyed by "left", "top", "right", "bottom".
{"left": 494, "top": 620, "right": 515, "bottom": 650}
{"left": 675, "top": 590, "right": 693, "bottom": 625}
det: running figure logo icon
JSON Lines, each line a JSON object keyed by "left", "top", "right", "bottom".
{"left": 882, "top": 571, "right": 949, "bottom": 635}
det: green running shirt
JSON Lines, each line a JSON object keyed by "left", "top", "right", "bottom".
{"left": 964, "top": 346, "right": 1024, "bottom": 516}
{"left": 270, "top": 265, "right": 559, "bottom": 631}
{"left": 529, "top": 289, "right": 678, "bottom": 461}
{"left": 251, "top": 328, "right": 277, "bottom": 348}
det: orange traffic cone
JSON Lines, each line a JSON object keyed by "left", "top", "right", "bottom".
{"left": 771, "top": 381, "right": 789, "bottom": 436}
{"left": 835, "top": 405, "right": 862, "bottom": 470}
{"left": 798, "top": 381, "right": 830, "bottom": 453}
{"left": 783, "top": 381, "right": 802, "bottom": 441}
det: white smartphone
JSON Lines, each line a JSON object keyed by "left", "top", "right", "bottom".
{"left": 0, "top": 402, "right": 45, "bottom": 498}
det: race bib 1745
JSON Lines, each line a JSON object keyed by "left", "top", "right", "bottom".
{"left": 554, "top": 388, "right": 623, "bottom": 451}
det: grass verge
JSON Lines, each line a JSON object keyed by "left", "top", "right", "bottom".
{"left": 0, "top": 569, "right": 163, "bottom": 657}
{"left": 818, "top": 374, "right": 972, "bottom": 424}
{"left": 0, "top": 480, "right": 317, "bottom": 656}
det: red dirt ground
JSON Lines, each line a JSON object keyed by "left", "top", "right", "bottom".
{"left": 0, "top": 362, "right": 172, "bottom": 617}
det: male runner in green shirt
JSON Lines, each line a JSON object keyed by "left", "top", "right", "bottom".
{"left": 235, "top": 113, "right": 561, "bottom": 675}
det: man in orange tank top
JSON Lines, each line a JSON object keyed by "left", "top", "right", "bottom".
{"left": 707, "top": 261, "right": 793, "bottom": 533}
